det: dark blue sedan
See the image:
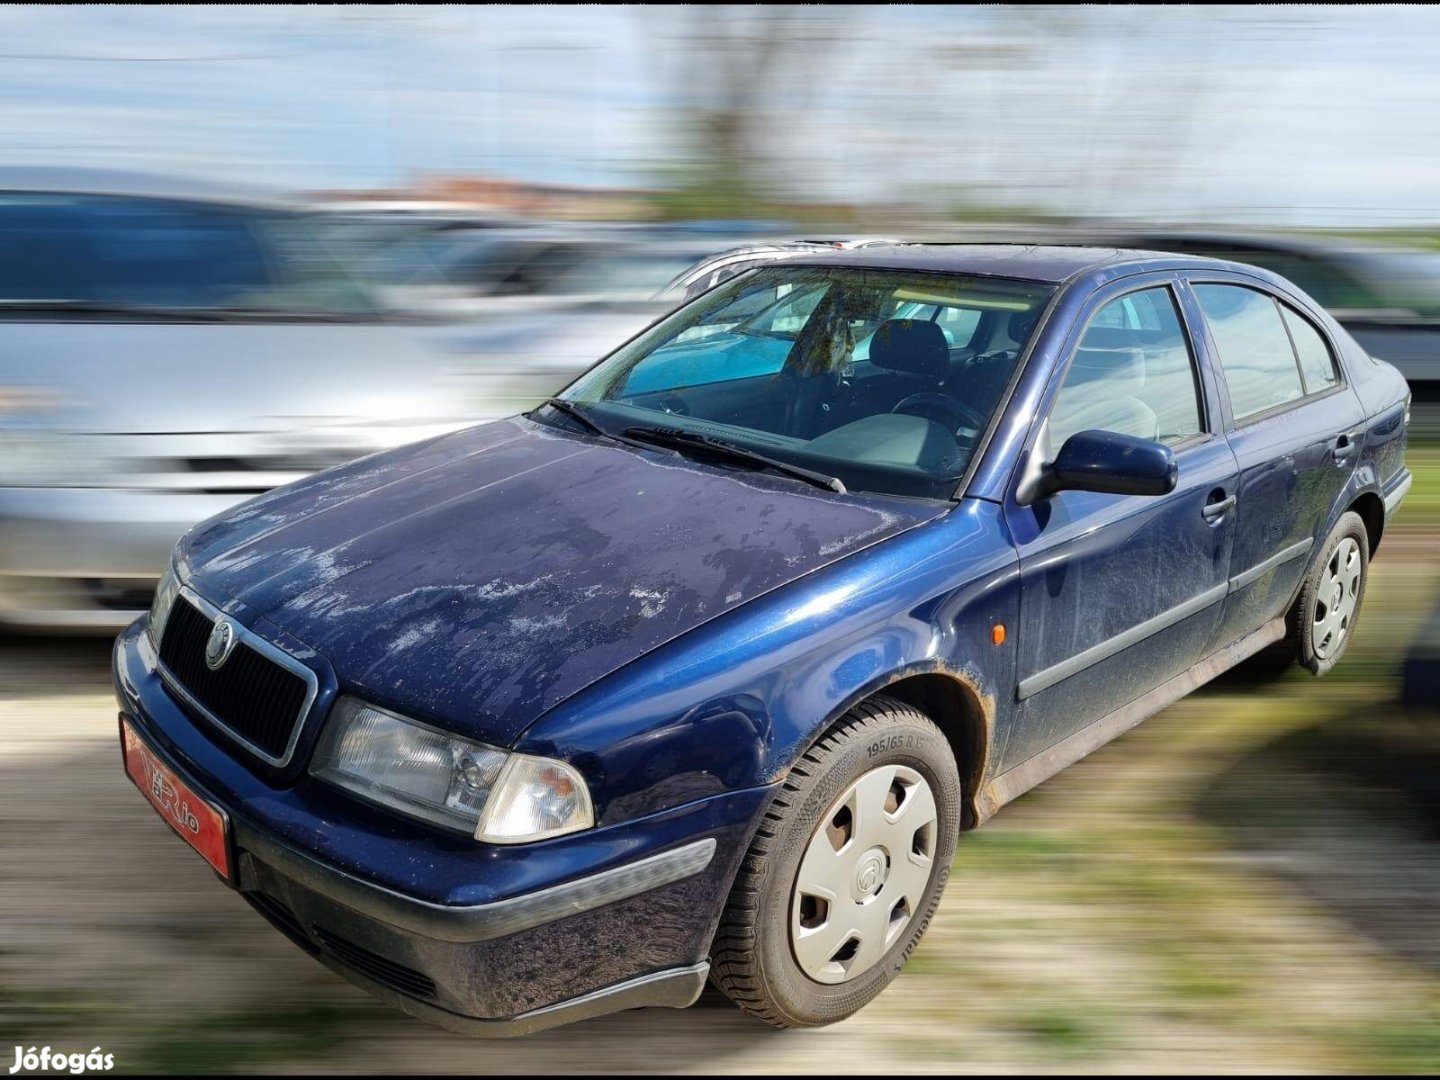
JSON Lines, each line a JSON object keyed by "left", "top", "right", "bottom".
{"left": 113, "top": 244, "right": 1413, "bottom": 1035}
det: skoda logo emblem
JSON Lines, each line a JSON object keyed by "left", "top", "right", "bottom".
{"left": 205, "top": 617, "right": 239, "bottom": 671}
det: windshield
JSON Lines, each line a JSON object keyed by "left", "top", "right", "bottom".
{"left": 554, "top": 266, "right": 1054, "bottom": 500}
{"left": 0, "top": 193, "right": 379, "bottom": 317}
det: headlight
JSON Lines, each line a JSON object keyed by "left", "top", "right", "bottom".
{"left": 148, "top": 562, "right": 181, "bottom": 649}
{"left": 310, "top": 697, "right": 593, "bottom": 843}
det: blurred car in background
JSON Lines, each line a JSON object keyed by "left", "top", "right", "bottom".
{"left": 362, "top": 227, "right": 736, "bottom": 321}
{"left": 0, "top": 168, "right": 479, "bottom": 632}
{"left": 310, "top": 203, "right": 528, "bottom": 276}
{"left": 1106, "top": 230, "right": 1440, "bottom": 395}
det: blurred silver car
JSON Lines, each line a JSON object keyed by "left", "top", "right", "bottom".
{"left": 363, "top": 227, "right": 735, "bottom": 321}
{"left": 0, "top": 169, "right": 478, "bottom": 631}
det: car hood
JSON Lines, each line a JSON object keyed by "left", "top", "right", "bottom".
{"left": 181, "top": 417, "right": 944, "bottom": 745}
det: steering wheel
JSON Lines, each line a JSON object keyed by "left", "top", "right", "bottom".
{"left": 891, "top": 392, "right": 986, "bottom": 434}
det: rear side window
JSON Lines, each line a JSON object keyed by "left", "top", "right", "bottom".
{"left": 1281, "top": 305, "right": 1340, "bottom": 393}
{"left": 1193, "top": 284, "right": 1305, "bottom": 421}
{"left": 879, "top": 298, "right": 982, "bottom": 349}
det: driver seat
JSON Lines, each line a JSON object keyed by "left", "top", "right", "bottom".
{"left": 869, "top": 318, "right": 951, "bottom": 387}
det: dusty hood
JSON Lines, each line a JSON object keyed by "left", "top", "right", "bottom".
{"left": 181, "top": 417, "right": 944, "bottom": 745}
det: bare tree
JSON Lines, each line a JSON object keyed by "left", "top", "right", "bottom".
{"left": 638, "top": 5, "right": 848, "bottom": 216}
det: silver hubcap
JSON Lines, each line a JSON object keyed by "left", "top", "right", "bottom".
{"left": 790, "top": 764, "right": 939, "bottom": 984}
{"left": 1313, "top": 536, "right": 1361, "bottom": 659}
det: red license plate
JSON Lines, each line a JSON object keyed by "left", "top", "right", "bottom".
{"left": 122, "top": 717, "right": 232, "bottom": 880}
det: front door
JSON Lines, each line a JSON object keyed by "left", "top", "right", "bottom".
{"left": 1000, "top": 278, "right": 1239, "bottom": 772}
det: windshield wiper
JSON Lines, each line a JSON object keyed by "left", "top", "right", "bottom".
{"left": 533, "top": 399, "right": 674, "bottom": 455}
{"left": 536, "top": 397, "right": 607, "bottom": 437}
{"left": 623, "top": 425, "right": 847, "bottom": 494}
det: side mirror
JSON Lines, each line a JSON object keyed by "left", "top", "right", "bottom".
{"left": 1045, "top": 429, "right": 1177, "bottom": 498}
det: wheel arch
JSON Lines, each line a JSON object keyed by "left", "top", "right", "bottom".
{"left": 1347, "top": 490, "right": 1385, "bottom": 555}
{"left": 796, "top": 663, "right": 996, "bottom": 832}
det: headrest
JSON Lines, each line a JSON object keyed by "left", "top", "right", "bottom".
{"left": 868, "top": 319, "right": 950, "bottom": 379}
{"left": 1008, "top": 308, "right": 1040, "bottom": 345}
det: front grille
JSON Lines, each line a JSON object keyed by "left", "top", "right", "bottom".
{"left": 158, "top": 595, "right": 310, "bottom": 762}
{"left": 312, "top": 926, "right": 437, "bottom": 999}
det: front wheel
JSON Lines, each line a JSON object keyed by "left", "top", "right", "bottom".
{"left": 1289, "top": 511, "right": 1369, "bottom": 676}
{"left": 709, "top": 696, "right": 961, "bottom": 1028}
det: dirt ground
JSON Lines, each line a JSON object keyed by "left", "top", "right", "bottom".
{"left": 2, "top": 532, "right": 1437, "bottom": 1074}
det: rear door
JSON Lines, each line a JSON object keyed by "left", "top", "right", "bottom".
{"left": 999, "top": 276, "right": 1239, "bottom": 772}
{"left": 1182, "top": 277, "right": 1368, "bottom": 648}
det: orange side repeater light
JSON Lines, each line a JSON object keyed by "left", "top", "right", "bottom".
{"left": 991, "top": 623, "right": 1006, "bottom": 646}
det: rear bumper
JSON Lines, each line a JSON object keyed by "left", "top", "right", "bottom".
{"left": 113, "top": 621, "right": 768, "bottom": 1034}
{"left": 1384, "top": 467, "right": 1413, "bottom": 521}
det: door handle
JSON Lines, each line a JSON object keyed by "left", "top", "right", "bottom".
{"left": 1202, "top": 492, "right": 1236, "bottom": 521}
{"left": 1330, "top": 432, "right": 1358, "bottom": 463}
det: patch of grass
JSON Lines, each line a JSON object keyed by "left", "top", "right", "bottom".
{"left": 0, "top": 983, "right": 109, "bottom": 1045}
{"left": 123, "top": 997, "right": 389, "bottom": 1076}
{"left": 954, "top": 828, "right": 1077, "bottom": 867}
{"left": 1014, "top": 1003, "right": 1108, "bottom": 1057}
{"left": 1349, "top": 1010, "right": 1440, "bottom": 1073}
{"left": 1403, "top": 443, "right": 1440, "bottom": 528}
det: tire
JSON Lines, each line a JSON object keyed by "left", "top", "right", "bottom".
{"left": 1288, "top": 511, "right": 1369, "bottom": 676}
{"left": 709, "top": 695, "right": 962, "bottom": 1028}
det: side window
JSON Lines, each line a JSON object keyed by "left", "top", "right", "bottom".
{"left": 1193, "top": 284, "right": 1305, "bottom": 421}
{"left": 935, "top": 304, "right": 981, "bottom": 347}
{"left": 1047, "top": 286, "right": 1203, "bottom": 453}
{"left": 760, "top": 283, "right": 827, "bottom": 336}
{"left": 1281, "top": 305, "right": 1340, "bottom": 393}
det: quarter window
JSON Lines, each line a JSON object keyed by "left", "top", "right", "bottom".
{"left": 1047, "top": 286, "right": 1203, "bottom": 452}
{"left": 1281, "top": 305, "right": 1340, "bottom": 393}
{"left": 1193, "top": 284, "right": 1306, "bottom": 421}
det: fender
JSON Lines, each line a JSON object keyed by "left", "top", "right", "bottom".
{"left": 516, "top": 501, "right": 1021, "bottom": 828}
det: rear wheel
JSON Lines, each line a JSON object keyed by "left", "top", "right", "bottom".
{"left": 1289, "top": 511, "right": 1369, "bottom": 676}
{"left": 709, "top": 695, "right": 961, "bottom": 1027}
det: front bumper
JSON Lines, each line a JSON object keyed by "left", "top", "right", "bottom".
{"left": 113, "top": 621, "right": 770, "bottom": 1034}
{"left": 0, "top": 486, "right": 250, "bottom": 631}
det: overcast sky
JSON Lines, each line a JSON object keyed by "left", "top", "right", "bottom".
{"left": 2, "top": 5, "right": 1438, "bottom": 225}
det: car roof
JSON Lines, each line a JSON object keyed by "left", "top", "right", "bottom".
{"left": 764, "top": 242, "right": 1242, "bottom": 284}
{"left": 0, "top": 166, "right": 296, "bottom": 211}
